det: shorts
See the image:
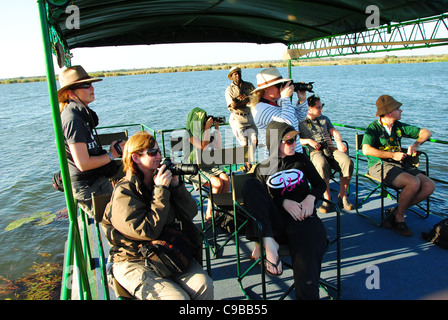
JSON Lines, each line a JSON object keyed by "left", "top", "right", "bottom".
{"left": 368, "top": 161, "right": 423, "bottom": 185}
{"left": 185, "top": 166, "right": 226, "bottom": 187}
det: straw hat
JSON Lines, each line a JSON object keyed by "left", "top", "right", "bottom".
{"left": 376, "top": 95, "right": 402, "bottom": 117}
{"left": 228, "top": 66, "right": 241, "bottom": 80}
{"left": 58, "top": 65, "right": 102, "bottom": 101}
{"left": 252, "top": 67, "right": 291, "bottom": 92}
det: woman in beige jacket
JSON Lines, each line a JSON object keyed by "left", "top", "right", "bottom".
{"left": 102, "top": 131, "right": 213, "bottom": 300}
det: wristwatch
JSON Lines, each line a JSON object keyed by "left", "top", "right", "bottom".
{"left": 108, "top": 152, "right": 114, "bottom": 161}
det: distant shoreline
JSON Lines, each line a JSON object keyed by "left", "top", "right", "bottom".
{"left": 2, "top": 54, "right": 447, "bottom": 85}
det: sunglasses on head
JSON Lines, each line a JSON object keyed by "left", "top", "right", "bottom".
{"left": 71, "top": 83, "right": 92, "bottom": 90}
{"left": 143, "top": 148, "right": 161, "bottom": 157}
{"left": 282, "top": 136, "right": 297, "bottom": 145}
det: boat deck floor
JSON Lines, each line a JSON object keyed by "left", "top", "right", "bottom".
{"left": 88, "top": 182, "right": 448, "bottom": 300}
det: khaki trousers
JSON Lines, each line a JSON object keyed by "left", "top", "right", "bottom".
{"left": 112, "top": 259, "right": 214, "bottom": 300}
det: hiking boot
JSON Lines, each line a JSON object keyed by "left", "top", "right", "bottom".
{"left": 391, "top": 220, "right": 413, "bottom": 237}
{"left": 319, "top": 201, "right": 332, "bottom": 213}
{"left": 382, "top": 207, "right": 397, "bottom": 229}
{"left": 338, "top": 196, "right": 354, "bottom": 211}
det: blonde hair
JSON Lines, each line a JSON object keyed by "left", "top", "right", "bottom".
{"left": 248, "top": 89, "right": 264, "bottom": 108}
{"left": 122, "top": 131, "right": 156, "bottom": 174}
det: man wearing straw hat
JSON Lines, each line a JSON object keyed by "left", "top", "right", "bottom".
{"left": 225, "top": 66, "right": 258, "bottom": 148}
{"left": 250, "top": 67, "right": 308, "bottom": 157}
{"left": 362, "top": 94, "right": 435, "bottom": 236}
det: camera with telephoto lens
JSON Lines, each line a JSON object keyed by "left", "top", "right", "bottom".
{"left": 208, "top": 116, "right": 226, "bottom": 124}
{"left": 292, "top": 82, "right": 314, "bottom": 93}
{"left": 160, "top": 158, "right": 198, "bottom": 175}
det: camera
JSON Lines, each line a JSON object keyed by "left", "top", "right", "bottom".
{"left": 320, "top": 141, "right": 334, "bottom": 159}
{"left": 208, "top": 116, "right": 226, "bottom": 124}
{"left": 114, "top": 139, "right": 123, "bottom": 156}
{"left": 292, "top": 82, "right": 314, "bottom": 93}
{"left": 160, "top": 158, "right": 198, "bottom": 175}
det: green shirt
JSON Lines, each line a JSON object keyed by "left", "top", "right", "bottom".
{"left": 362, "top": 120, "right": 421, "bottom": 168}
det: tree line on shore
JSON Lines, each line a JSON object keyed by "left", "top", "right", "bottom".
{"left": 2, "top": 54, "right": 447, "bottom": 85}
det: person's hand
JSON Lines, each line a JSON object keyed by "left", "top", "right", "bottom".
{"left": 238, "top": 93, "right": 247, "bottom": 101}
{"left": 283, "top": 199, "right": 303, "bottom": 221}
{"left": 280, "top": 81, "right": 294, "bottom": 98}
{"left": 204, "top": 117, "right": 214, "bottom": 130}
{"left": 299, "top": 196, "right": 315, "bottom": 220}
{"left": 294, "top": 82, "right": 307, "bottom": 103}
{"left": 109, "top": 140, "right": 125, "bottom": 158}
{"left": 154, "top": 164, "right": 172, "bottom": 187}
{"left": 310, "top": 140, "right": 321, "bottom": 150}
{"left": 392, "top": 151, "right": 407, "bottom": 162}
{"left": 407, "top": 144, "right": 419, "bottom": 156}
{"left": 336, "top": 141, "right": 347, "bottom": 153}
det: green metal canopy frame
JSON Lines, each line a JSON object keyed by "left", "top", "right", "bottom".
{"left": 36, "top": 0, "right": 448, "bottom": 300}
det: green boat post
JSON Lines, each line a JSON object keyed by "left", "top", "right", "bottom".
{"left": 36, "top": 0, "right": 92, "bottom": 300}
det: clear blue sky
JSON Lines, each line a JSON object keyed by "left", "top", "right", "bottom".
{"left": 1, "top": 1, "right": 446, "bottom": 79}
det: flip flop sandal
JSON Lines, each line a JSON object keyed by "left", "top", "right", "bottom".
{"left": 264, "top": 257, "right": 283, "bottom": 277}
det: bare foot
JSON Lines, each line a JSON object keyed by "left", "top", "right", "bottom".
{"left": 263, "top": 237, "right": 282, "bottom": 275}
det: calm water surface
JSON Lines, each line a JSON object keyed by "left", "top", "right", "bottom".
{"left": 0, "top": 62, "right": 447, "bottom": 285}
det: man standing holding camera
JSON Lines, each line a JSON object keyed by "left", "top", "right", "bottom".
{"left": 299, "top": 95, "right": 354, "bottom": 213}
{"left": 225, "top": 66, "right": 258, "bottom": 147}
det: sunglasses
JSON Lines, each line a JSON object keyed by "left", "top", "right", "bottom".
{"left": 282, "top": 137, "right": 297, "bottom": 145}
{"left": 143, "top": 148, "right": 161, "bottom": 157}
{"left": 71, "top": 83, "right": 92, "bottom": 90}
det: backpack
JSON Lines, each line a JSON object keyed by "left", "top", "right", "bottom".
{"left": 138, "top": 224, "right": 194, "bottom": 277}
{"left": 421, "top": 218, "right": 448, "bottom": 249}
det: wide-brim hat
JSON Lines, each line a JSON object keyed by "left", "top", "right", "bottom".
{"left": 376, "top": 94, "right": 402, "bottom": 117}
{"left": 252, "top": 67, "right": 291, "bottom": 93}
{"left": 58, "top": 65, "right": 102, "bottom": 101}
{"left": 228, "top": 66, "right": 241, "bottom": 80}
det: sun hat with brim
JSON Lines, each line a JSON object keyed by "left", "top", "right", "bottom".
{"left": 376, "top": 94, "right": 402, "bottom": 117}
{"left": 252, "top": 67, "right": 291, "bottom": 93}
{"left": 57, "top": 65, "right": 102, "bottom": 101}
{"left": 228, "top": 66, "right": 241, "bottom": 80}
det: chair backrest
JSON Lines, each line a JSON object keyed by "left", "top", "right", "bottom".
{"left": 355, "top": 133, "right": 364, "bottom": 152}
{"left": 197, "top": 145, "right": 255, "bottom": 168}
{"left": 231, "top": 171, "right": 254, "bottom": 204}
{"left": 95, "top": 130, "right": 128, "bottom": 147}
{"left": 91, "top": 192, "right": 112, "bottom": 223}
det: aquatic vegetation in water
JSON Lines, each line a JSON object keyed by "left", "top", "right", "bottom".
{"left": 0, "top": 262, "right": 62, "bottom": 300}
{"left": 4, "top": 208, "right": 67, "bottom": 231}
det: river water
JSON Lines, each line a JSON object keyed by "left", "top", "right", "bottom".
{"left": 0, "top": 62, "right": 447, "bottom": 295}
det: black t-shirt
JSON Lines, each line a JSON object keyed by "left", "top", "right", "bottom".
{"left": 60, "top": 102, "right": 104, "bottom": 179}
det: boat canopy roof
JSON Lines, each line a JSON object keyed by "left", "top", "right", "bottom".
{"left": 48, "top": 0, "right": 448, "bottom": 50}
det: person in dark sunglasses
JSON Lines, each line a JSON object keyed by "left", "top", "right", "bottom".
{"left": 299, "top": 94, "right": 354, "bottom": 213}
{"left": 102, "top": 131, "right": 213, "bottom": 300}
{"left": 242, "top": 121, "right": 327, "bottom": 300}
{"left": 57, "top": 65, "right": 125, "bottom": 213}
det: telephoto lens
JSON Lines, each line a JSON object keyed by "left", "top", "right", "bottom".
{"left": 160, "top": 158, "right": 198, "bottom": 175}
{"left": 292, "top": 82, "right": 314, "bottom": 93}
